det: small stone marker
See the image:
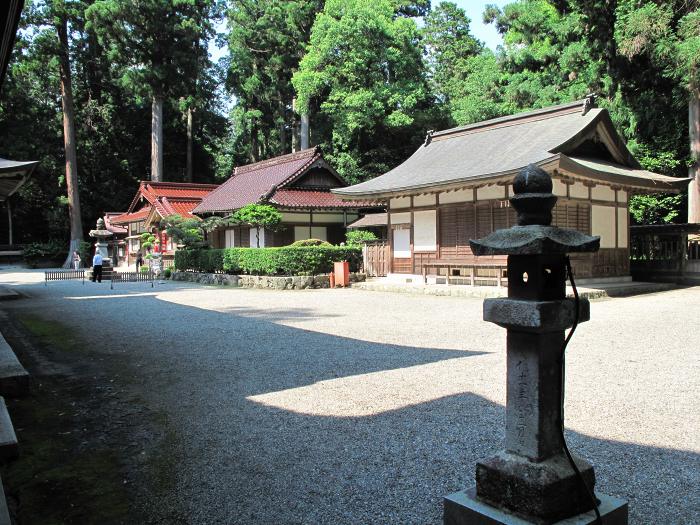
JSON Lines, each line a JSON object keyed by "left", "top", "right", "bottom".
{"left": 443, "top": 165, "right": 628, "bottom": 524}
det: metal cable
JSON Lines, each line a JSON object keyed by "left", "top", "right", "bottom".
{"left": 562, "top": 256, "right": 602, "bottom": 524}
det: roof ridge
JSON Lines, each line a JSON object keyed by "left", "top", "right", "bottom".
{"left": 234, "top": 146, "right": 319, "bottom": 176}
{"left": 142, "top": 181, "right": 219, "bottom": 188}
{"left": 432, "top": 99, "right": 587, "bottom": 140}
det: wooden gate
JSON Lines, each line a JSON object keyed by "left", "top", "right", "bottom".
{"left": 362, "top": 241, "right": 389, "bottom": 277}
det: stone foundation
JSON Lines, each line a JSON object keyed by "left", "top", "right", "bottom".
{"left": 171, "top": 271, "right": 366, "bottom": 289}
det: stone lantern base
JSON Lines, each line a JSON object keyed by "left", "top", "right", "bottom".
{"left": 444, "top": 488, "right": 628, "bottom": 525}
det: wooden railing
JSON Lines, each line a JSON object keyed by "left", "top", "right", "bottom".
{"left": 630, "top": 224, "right": 700, "bottom": 284}
{"left": 44, "top": 269, "right": 85, "bottom": 286}
{"left": 111, "top": 271, "right": 155, "bottom": 288}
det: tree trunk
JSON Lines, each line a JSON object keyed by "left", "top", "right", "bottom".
{"left": 292, "top": 98, "right": 299, "bottom": 153}
{"left": 57, "top": 15, "right": 84, "bottom": 268}
{"left": 301, "top": 113, "right": 310, "bottom": 150}
{"left": 186, "top": 106, "right": 194, "bottom": 182}
{"left": 151, "top": 94, "right": 164, "bottom": 182}
{"left": 688, "top": 86, "right": 700, "bottom": 223}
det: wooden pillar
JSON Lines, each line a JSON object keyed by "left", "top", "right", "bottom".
{"left": 6, "top": 199, "right": 13, "bottom": 246}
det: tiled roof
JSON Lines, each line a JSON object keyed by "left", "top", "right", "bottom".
{"left": 111, "top": 207, "right": 150, "bottom": 224}
{"left": 104, "top": 212, "right": 128, "bottom": 233}
{"left": 334, "top": 98, "right": 689, "bottom": 197}
{"left": 117, "top": 181, "right": 219, "bottom": 225}
{"left": 270, "top": 189, "right": 376, "bottom": 209}
{"left": 195, "top": 148, "right": 325, "bottom": 213}
{"left": 347, "top": 213, "right": 387, "bottom": 228}
{"left": 160, "top": 197, "right": 202, "bottom": 219}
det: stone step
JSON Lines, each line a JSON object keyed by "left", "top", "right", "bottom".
{"left": 0, "top": 474, "right": 10, "bottom": 525}
{"left": 0, "top": 332, "right": 28, "bottom": 398}
{"left": 0, "top": 287, "right": 19, "bottom": 301}
{"left": 0, "top": 397, "right": 18, "bottom": 463}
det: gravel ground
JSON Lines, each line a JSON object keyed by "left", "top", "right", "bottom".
{"left": 1, "top": 269, "right": 698, "bottom": 524}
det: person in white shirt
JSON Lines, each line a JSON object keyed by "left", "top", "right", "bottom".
{"left": 92, "top": 252, "right": 103, "bottom": 283}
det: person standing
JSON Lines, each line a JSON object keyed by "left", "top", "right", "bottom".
{"left": 72, "top": 250, "right": 81, "bottom": 270}
{"left": 135, "top": 249, "right": 143, "bottom": 271}
{"left": 92, "top": 251, "right": 103, "bottom": 283}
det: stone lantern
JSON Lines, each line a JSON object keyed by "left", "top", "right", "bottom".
{"left": 88, "top": 217, "right": 114, "bottom": 279}
{"left": 444, "top": 165, "right": 628, "bottom": 524}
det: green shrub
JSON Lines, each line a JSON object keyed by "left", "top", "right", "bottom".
{"left": 346, "top": 229, "right": 378, "bottom": 245}
{"left": 174, "top": 249, "right": 226, "bottom": 273}
{"left": 163, "top": 268, "right": 172, "bottom": 279}
{"left": 23, "top": 240, "right": 65, "bottom": 268}
{"left": 139, "top": 265, "right": 150, "bottom": 273}
{"left": 176, "top": 246, "right": 362, "bottom": 276}
{"left": 289, "top": 238, "right": 332, "bottom": 247}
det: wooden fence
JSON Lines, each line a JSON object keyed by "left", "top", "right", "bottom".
{"left": 111, "top": 271, "right": 155, "bottom": 289}
{"left": 630, "top": 224, "right": 700, "bottom": 285}
{"left": 362, "top": 241, "right": 389, "bottom": 277}
{"left": 45, "top": 269, "right": 85, "bottom": 286}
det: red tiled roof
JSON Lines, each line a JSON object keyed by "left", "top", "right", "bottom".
{"left": 104, "top": 212, "right": 128, "bottom": 233}
{"left": 160, "top": 197, "right": 202, "bottom": 219}
{"left": 270, "top": 189, "right": 377, "bottom": 209}
{"left": 195, "top": 148, "right": 323, "bottom": 213}
{"left": 111, "top": 207, "right": 150, "bottom": 224}
{"left": 117, "top": 181, "right": 219, "bottom": 225}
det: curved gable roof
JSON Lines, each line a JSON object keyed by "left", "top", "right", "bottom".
{"left": 195, "top": 147, "right": 333, "bottom": 213}
{"left": 333, "top": 99, "right": 686, "bottom": 198}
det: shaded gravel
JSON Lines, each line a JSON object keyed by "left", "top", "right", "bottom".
{"left": 2, "top": 270, "right": 698, "bottom": 524}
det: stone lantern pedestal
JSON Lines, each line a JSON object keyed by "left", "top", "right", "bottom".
{"left": 87, "top": 218, "right": 114, "bottom": 280}
{"left": 443, "top": 165, "right": 628, "bottom": 525}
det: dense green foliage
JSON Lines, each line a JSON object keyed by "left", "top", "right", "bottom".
{"left": 23, "top": 240, "right": 66, "bottom": 267}
{"left": 3, "top": 0, "right": 699, "bottom": 246}
{"left": 289, "top": 238, "right": 331, "bottom": 247}
{"left": 345, "top": 230, "right": 378, "bottom": 245}
{"left": 160, "top": 214, "right": 207, "bottom": 248}
{"left": 230, "top": 204, "right": 283, "bottom": 247}
{"left": 175, "top": 246, "right": 361, "bottom": 275}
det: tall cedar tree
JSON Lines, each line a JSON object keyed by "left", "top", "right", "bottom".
{"left": 86, "top": 0, "right": 207, "bottom": 182}
{"left": 225, "top": 0, "right": 323, "bottom": 164}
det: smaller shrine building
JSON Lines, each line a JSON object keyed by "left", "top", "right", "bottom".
{"left": 333, "top": 98, "right": 689, "bottom": 282}
{"left": 194, "top": 147, "right": 379, "bottom": 247}
{"left": 111, "top": 181, "right": 218, "bottom": 266}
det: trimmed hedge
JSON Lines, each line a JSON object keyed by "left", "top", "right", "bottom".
{"left": 175, "top": 246, "right": 361, "bottom": 276}
{"left": 175, "top": 249, "right": 226, "bottom": 274}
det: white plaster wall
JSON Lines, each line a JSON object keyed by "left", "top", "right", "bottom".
{"left": 439, "top": 189, "right": 473, "bottom": 204}
{"left": 282, "top": 212, "right": 311, "bottom": 222}
{"left": 552, "top": 178, "right": 568, "bottom": 197}
{"left": 617, "top": 207, "right": 628, "bottom": 248}
{"left": 413, "top": 210, "right": 437, "bottom": 252}
{"left": 570, "top": 182, "right": 589, "bottom": 199}
{"left": 313, "top": 213, "right": 346, "bottom": 223}
{"left": 390, "top": 197, "right": 411, "bottom": 209}
{"left": 312, "top": 226, "right": 327, "bottom": 240}
{"left": 390, "top": 212, "right": 411, "bottom": 224}
{"left": 476, "top": 185, "right": 505, "bottom": 200}
{"left": 225, "top": 229, "right": 236, "bottom": 248}
{"left": 249, "top": 227, "right": 265, "bottom": 247}
{"left": 393, "top": 229, "right": 411, "bottom": 257}
{"left": 591, "top": 205, "right": 616, "bottom": 248}
{"left": 592, "top": 184, "right": 616, "bottom": 202}
{"left": 413, "top": 194, "right": 436, "bottom": 207}
{"left": 617, "top": 190, "right": 628, "bottom": 203}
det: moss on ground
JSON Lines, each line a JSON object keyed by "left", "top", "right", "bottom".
{"left": 1, "top": 314, "right": 133, "bottom": 524}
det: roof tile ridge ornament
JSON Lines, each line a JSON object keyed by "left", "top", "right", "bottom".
{"left": 234, "top": 146, "right": 320, "bottom": 176}
{"left": 423, "top": 129, "right": 434, "bottom": 147}
{"left": 470, "top": 164, "right": 600, "bottom": 255}
{"left": 432, "top": 99, "right": 587, "bottom": 140}
{"left": 581, "top": 93, "right": 596, "bottom": 115}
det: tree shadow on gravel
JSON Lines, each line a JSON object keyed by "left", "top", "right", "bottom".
{"left": 3, "top": 281, "right": 697, "bottom": 525}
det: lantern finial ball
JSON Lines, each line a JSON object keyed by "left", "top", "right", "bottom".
{"left": 512, "top": 164, "right": 553, "bottom": 195}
